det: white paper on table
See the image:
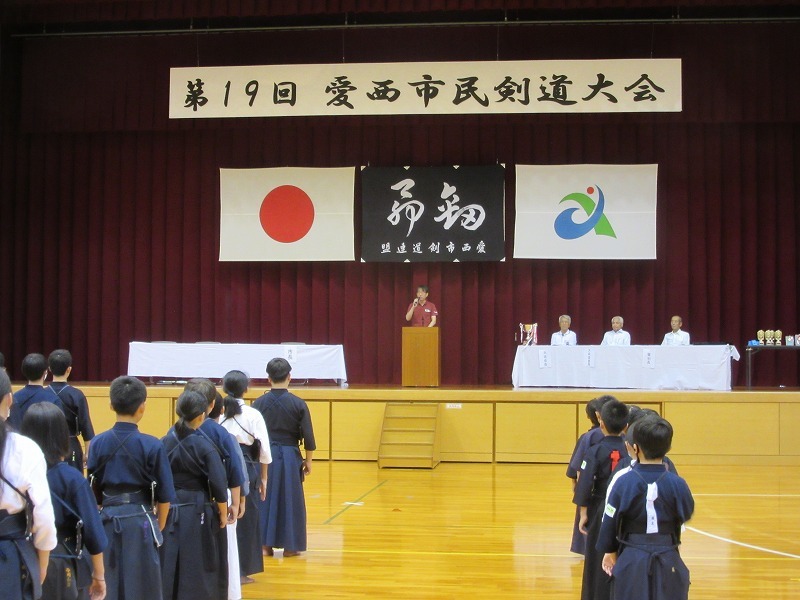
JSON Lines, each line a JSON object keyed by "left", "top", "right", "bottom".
{"left": 539, "top": 348, "right": 552, "bottom": 368}
{"left": 642, "top": 348, "right": 656, "bottom": 369}
{"left": 585, "top": 347, "right": 596, "bottom": 368}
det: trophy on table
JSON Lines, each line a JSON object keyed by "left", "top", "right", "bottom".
{"left": 757, "top": 330, "right": 765, "bottom": 345}
{"left": 518, "top": 323, "right": 538, "bottom": 346}
{"left": 775, "top": 330, "right": 783, "bottom": 345}
{"left": 765, "top": 330, "right": 775, "bottom": 345}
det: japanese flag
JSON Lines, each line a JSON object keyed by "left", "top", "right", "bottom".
{"left": 219, "top": 167, "right": 355, "bottom": 261}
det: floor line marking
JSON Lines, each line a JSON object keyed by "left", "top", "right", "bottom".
{"left": 686, "top": 526, "right": 800, "bottom": 559}
{"left": 694, "top": 493, "right": 800, "bottom": 498}
{"left": 323, "top": 480, "right": 389, "bottom": 525}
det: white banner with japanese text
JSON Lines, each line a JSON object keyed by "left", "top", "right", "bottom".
{"left": 171, "top": 59, "right": 681, "bottom": 118}
{"left": 361, "top": 165, "right": 505, "bottom": 262}
{"left": 219, "top": 167, "right": 355, "bottom": 262}
{"left": 514, "top": 164, "right": 658, "bottom": 260}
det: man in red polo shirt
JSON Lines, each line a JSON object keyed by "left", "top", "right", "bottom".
{"left": 405, "top": 285, "right": 438, "bottom": 327}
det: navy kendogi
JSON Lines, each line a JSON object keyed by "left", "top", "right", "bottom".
{"left": 198, "top": 417, "right": 247, "bottom": 598}
{"left": 9, "top": 385, "right": 62, "bottom": 431}
{"left": 161, "top": 427, "right": 229, "bottom": 600}
{"left": 45, "top": 460, "right": 108, "bottom": 600}
{"left": 574, "top": 434, "right": 628, "bottom": 600}
{"left": 253, "top": 388, "right": 316, "bottom": 553}
{"left": 598, "top": 463, "right": 694, "bottom": 600}
{"left": 47, "top": 383, "right": 95, "bottom": 471}
{"left": 87, "top": 421, "right": 174, "bottom": 600}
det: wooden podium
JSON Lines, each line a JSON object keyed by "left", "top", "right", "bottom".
{"left": 402, "top": 327, "right": 441, "bottom": 387}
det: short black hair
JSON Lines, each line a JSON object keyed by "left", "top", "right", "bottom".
{"left": 585, "top": 398, "right": 601, "bottom": 427}
{"left": 48, "top": 349, "right": 73, "bottom": 377}
{"left": 417, "top": 284, "right": 429, "bottom": 293}
{"left": 21, "top": 353, "right": 48, "bottom": 382}
{"left": 20, "top": 402, "right": 70, "bottom": 467}
{"left": 266, "top": 357, "right": 292, "bottom": 383}
{"left": 599, "top": 398, "right": 629, "bottom": 435}
{"left": 633, "top": 416, "right": 673, "bottom": 459}
{"left": 222, "top": 370, "right": 249, "bottom": 398}
{"left": 109, "top": 375, "right": 147, "bottom": 416}
{"left": 0, "top": 368, "right": 11, "bottom": 396}
{"left": 184, "top": 378, "right": 216, "bottom": 406}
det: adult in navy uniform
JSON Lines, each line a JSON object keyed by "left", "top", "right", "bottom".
{"left": 599, "top": 416, "right": 694, "bottom": 600}
{"left": 86, "top": 376, "right": 174, "bottom": 600}
{"left": 219, "top": 370, "right": 271, "bottom": 585}
{"left": 0, "top": 368, "right": 57, "bottom": 600}
{"left": 185, "top": 379, "right": 247, "bottom": 600}
{"left": 21, "top": 402, "right": 108, "bottom": 600}
{"left": 253, "top": 357, "right": 316, "bottom": 557}
{"left": 161, "top": 391, "right": 229, "bottom": 600}
{"left": 9, "top": 353, "right": 62, "bottom": 431}
{"left": 47, "top": 349, "right": 96, "bottom": 471}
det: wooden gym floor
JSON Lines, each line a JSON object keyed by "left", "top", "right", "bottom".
{"left": 243, "top": 461, "right": 800, "bottom": 599}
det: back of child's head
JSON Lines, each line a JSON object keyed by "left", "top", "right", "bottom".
{"left": 625, "top": 405, "right": 642, "bottom": 427}
{"left": 585, "top": 398, "right": 601, "bottom": 427}
{"left": 21, "top": 353, "right": 48, "bottom": 382}
{"left": 0, "top": 368, "right": 11, "bottom": 397}
{"left": 222, "top": 370, "right": 249, "bottom": 398}
{"left": 174, "top": 390, "right": 208, "bottom": 438}
{"left": 184, "top": 378, "right": 216, "bottom": 406}
{"left": 109, "top": 375, "right": 147, "bottom": 415}
{"left": 20, "top": 402, "right": 70, "bottom": 467}
{"left": 599, "top": 397, "right": 629, "bottom": 435}
{"left": 633, "top": 416, "right": 673, "bottom": 459}
{"left": 266, "top": 358, "right": 292, "bottom": 383}
{"left": 222, "top": 370, "right": 249, "bottom": 419}
{"left": 208, "top": 391, "right": 224, "bottom": 420}
{"left": 48, "top": 349, "right": 73, "bottom": 377}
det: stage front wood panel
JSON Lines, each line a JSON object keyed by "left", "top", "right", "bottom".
{"left": 401, "top": 327, "right": 440, "bottom": 387}
{"left": 47, "top": 384, "right": 800, "bottom": 466}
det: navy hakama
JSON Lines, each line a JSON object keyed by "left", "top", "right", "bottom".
{"left": 238, "top": 454, "right": 264, "bottom": 576}
{"left": 260, "top": 443, "right": 307, "bottom": 551}
{"left": 0, "top": 512, "right": 41, "bottom": 600}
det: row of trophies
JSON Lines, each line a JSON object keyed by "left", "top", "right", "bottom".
{"left": 755, "top": 329, "right": 799, "bottom": 345}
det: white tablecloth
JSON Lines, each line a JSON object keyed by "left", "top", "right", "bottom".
{"left": 127, "top": 342, "right": 347, "bottom": 383}
{"left": 511, "top": 345, "right": 740, "bottom": 390}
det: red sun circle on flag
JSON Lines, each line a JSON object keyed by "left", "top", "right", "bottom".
{"left": 259, "top": 185, "right": 315, "bottom": 243}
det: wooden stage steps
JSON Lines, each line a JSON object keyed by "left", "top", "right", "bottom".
{"left": 378, "top": 402, "right": 442, "bottom": 468}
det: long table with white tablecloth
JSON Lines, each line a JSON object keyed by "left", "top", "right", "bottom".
{"left": 127, "top": 342, "right": 347, "bottom": 383}
{"left": 511, "top": 344, "right": 739, "bottom": 390}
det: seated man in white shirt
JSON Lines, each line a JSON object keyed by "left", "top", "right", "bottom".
{"left": 601, "top": 316, "right": 631, "bottom": 346}
{"left": 662, "top": 315, "right": 691, "bottom": 346}
{"left": 551, "top": 314, "right": 577, "bottom": 346}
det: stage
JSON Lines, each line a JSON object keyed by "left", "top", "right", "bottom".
{"left": 57, "top": 382, "right": 800, "bottom": 467}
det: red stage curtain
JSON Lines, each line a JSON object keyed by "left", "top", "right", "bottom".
{"left": 1, "top": 21, "right": 798, "bottom": 386}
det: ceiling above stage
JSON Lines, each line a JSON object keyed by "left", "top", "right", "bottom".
{"left": 3, "top": 0, "right": 799, "bottom": 34}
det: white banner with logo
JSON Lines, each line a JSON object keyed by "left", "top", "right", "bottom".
{"left": 514, "top": 164, "right": 658, "bottom": 260}
{"left": 171, "top": 59, "right": 681, "bottom": 118}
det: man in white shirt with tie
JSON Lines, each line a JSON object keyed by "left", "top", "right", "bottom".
{"left": 662, "top": 315, "right": 691, "bottom": 346}
{"left": 601, "top": 316, "right": 631, "bottom": 345}
{"left": 551, "top": 315, "right": 578, "bottom": 346}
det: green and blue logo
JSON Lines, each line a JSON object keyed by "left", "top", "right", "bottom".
{"left": 554, "top": 185, "right": 617, "bottom": 240}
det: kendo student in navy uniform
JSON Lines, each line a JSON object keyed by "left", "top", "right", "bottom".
{"left": 574, "top": 397, "right": 629, "bottom": 600}
{"left": 21, "top": 402, "right": 108, "bottom": 600}
{"left": 161, "top": 390, "right": 229, "bottom": 600}
{"left": 253, "top": 357, "right": 316, "bottom": 557}
{"left": 598, "top": 416, "right": 694, "bottom": 600}
{"left": 86, "top": 375, "right": 175, "bottom": 600}
{"left": 8, "top": 353, "right": 62, "bottom": 431}
{"left": 46, "top": 349, "right": 96, "bottom": 471}
{"left": 566, "top": 396, "right": 613, "bottom": 555}
{"left": 184, "top": 378, "right": 247, "bottom": 599}
{"left": 0, "top": 368, "right": 57, "bottom": 600}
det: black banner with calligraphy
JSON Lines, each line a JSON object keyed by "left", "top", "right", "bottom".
{"left": 361, "top": 165, "right": 505, "bottom": 262}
